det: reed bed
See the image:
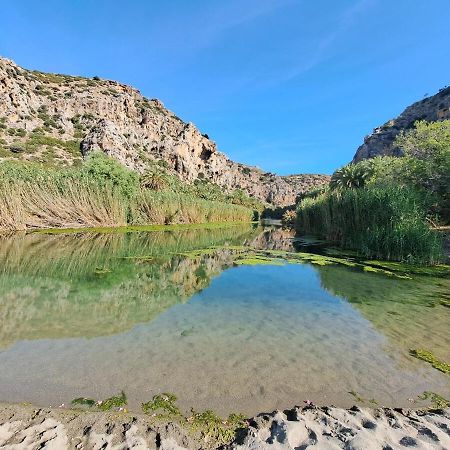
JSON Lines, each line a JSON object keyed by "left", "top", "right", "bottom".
{"left": 296, "top": 185, "right": 442, "bottom": 264}
{"left": 0, "top": 173, "right": 254, "bottom": 231}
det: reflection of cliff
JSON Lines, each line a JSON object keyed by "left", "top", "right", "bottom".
{"left": 249, "top": 227, "right": 295, "bottom": 251}
{"left": 317, "top": 265, "right": 450, "bottom": 362}
{"left": 0, "top": 225, "right": 259, "bottom": 348}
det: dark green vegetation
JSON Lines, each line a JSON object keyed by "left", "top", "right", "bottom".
{"left": 71, "top": 391, "right": 127, "bottom": 411}
{"left": 410, "top": 349, "right": 450, "bottom": 374}
{"left": 0, "top": 153, "right": 259, "bottom": 230}
{"left": 297, "top": 120, "right": 450, "bottom": 264}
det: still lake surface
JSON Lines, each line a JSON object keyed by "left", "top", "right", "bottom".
{"left": 0, "top": 224, "right": 448, "bottom": 415}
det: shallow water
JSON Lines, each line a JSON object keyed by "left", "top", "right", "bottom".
{"left": 0, "top": 225, "right": 448, "bottom": 415}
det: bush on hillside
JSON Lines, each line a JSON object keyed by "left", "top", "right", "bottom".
{"left": 82, "top": 152, "right": 139, "bottom": 198}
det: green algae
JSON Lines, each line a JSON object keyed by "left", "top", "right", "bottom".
{"left": 140, "top": 393, "right": 247, "bottom": 445}
{"left": 188, "top": 410, "right": 247, "bottom": 445}
{"left": 410, "top": 349, "right": 450, "bottom": 374}
{"left": 234, "top": 256, "right": 284, "bottom": 266}
{"left": 439, "top": 299, "right": 450, "bottom": 308}
{"left": 178, "top": 245, "right": 249, "bottom": 259}
{"left": 70, "top": 391, "right": 127, "bottom": 411}
{"left": 71, "top": 397, "right": 96, "bottom": 407}
{"left": 142, "top": 393, "right": 181, "bottom": 418}
{"left": 348, "top": 390, "right": 378, "bottom": 405}
{"left": 418, "top": 391, "right": 450, "bottom": 409}
{"left": 97, "top": 390, "right": 127, "bottom": 411}
{"left": 364, "top": 261, "right": 450, "bottom": 278}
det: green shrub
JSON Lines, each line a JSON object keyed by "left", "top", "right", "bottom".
{"left": 82, "top": 152, "right": 139, "bottom": 198}
{"left": 297, "top": 185, "right": 442, "bottom": 264}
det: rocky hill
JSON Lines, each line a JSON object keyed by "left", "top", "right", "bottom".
{"left": 353, "top": 86, "right": 450, "bottom": 162}
{"left": 0, "top": 57, "right": 329, "bottom": 206}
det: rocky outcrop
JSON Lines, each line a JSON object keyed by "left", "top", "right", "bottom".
{"left": 0, "top": 57, "right": 329, "bottom": 206}
{"left": 353, "top": 86, "right": 450, "bottom": 162}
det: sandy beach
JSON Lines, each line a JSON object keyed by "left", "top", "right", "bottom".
{"left": 0, "top": 403, "right": 449, "bottom": 449}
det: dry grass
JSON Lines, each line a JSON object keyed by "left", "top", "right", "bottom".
{"left": 0, "top": 179, "right": 127, "bottom": 230}
{"left": 0, "top": 179, "right": 254, "bottom": 231}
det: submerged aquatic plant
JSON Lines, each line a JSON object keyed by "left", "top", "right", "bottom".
{"left": 142, "top": 393, "right": 181, "bottom": 418}
{"left": 71, "top": 397, "right": 96, "bottom": 407}
{"left": 418, "top": 391, "right": 450, "bottom": 409}
{"left": 70, "top": 391, "right": 127, "bottom": 411}
{"left": 97, "top": 391, "right": 127, "bottom": 411}
{"left": 410, "top": 349, "right": 450, "bottom": 374}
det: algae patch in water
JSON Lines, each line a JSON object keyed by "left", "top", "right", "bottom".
{"left": 410, "top": 349, "right": 450, "bottom": 374}
{"left": 71, "top": 397, "right": 96, "bottom": 407}
{"left": 348, "top": 390, "right": 378, "bottom": 405}
{"left": 234, "top": 256, "right": 284, "bottom": 266}
{"left": 71, "top": 391, "right": 127, "bottom": 411}
{"left": 364, "top": 261, "right": 450, "bottom": 278}
{"left": 418, "top": 391, "right": 450, "bottom": 409}
{"left": 142, "top": 393, "right": 182, "bottom": 418}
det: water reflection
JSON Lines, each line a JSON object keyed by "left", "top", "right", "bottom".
{"left": 0, "top": 226, "right": 448, "bottom": 414}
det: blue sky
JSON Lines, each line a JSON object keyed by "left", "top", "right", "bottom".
{"left": 2, "top": 1, "right": 450, "bottom": 174}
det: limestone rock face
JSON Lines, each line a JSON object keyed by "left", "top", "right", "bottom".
{"left": 0, "top": 57, "right": 329, "bottom": 206}
{"left": 353, "top": 87, "right": 450, "bottom": 162}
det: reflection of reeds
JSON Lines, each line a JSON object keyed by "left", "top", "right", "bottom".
{"left": 0, "top": 225, "right": 259, "bottom": 278}
{"left": 0, "top": 246, "right": 240, "bottom": 348}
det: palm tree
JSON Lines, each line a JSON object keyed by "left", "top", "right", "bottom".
{"left": 330, "top": 164, "right": 372, "bottom": 189}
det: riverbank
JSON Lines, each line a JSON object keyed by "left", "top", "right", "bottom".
{"left": 0, "top": 403, "right": 449, "bottom": 449}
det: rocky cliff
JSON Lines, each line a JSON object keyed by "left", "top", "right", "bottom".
{"left": 0, "top": 57, "right": 329, "bottom": 206}
{"left": 353, "top": 86, "right": 450, "bottom": 162}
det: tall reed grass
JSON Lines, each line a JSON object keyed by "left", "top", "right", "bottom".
{"left": 296, "top": 185, "right": 442, "bottom": 264}
{"left": 0, "top": 165, "right": 254, "bottom": 231}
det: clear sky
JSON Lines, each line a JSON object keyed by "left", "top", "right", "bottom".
{"left": 2, "top": 1, "right": 450, "bottom": 174}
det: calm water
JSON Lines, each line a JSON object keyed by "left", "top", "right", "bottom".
{"left": 0, "top": 225, "right": 448, "bottom": 415}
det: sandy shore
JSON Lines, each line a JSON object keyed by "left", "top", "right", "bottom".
{"left": 0, "top": 403, "right": 449, "bottom": 449}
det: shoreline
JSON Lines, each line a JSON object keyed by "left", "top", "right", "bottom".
{"left": 0, "top": 402, "right": 449, "bottom": 449}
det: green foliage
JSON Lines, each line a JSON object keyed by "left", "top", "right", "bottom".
{"left": 297, "top": 185, "right": 442, "bottom": 264}
{"left": 83, "top": 152, "right": 139, "bottom": 198}
{"left": 410, "top": 349, "right": 450, "bottom": 374}
{"left": 394, "top": 120, "right": 450, "bottom": 222}
{"left": 142, "top": 393, "right": 181, "bottom": 417}
{"left": 330, "top": 163, "right": 372, "bottom": 189}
